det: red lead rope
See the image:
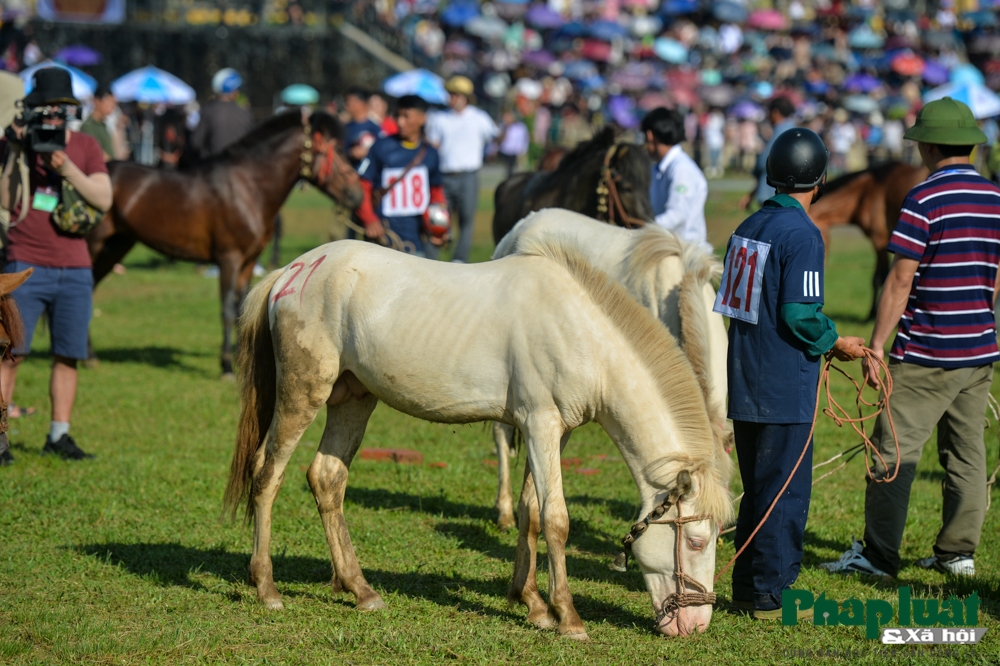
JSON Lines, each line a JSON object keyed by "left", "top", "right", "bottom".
{"left": 714, "top": 347, "right": 900, "bottom": 582}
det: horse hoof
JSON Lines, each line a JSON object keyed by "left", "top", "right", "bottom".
{"left": 263, "top": 598, "right": 284, "bottom": 610}
{"left": 357, "top": 594, "right": 386, "bottom": 611}
{"left": 221, "top": 372, "right": 236, "bottom": 383}
{"left": 528, "top": 612, "right": 559, "bottom": 630}
{"left": 561, "top": 631, "right": 590, "bottom": 642}
{"left": 497, "top": 516, "right": 515, "bottom": 532}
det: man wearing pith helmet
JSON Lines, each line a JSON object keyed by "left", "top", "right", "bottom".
{"left": 714, "top": 128, "right": 866, "bottom": 620}
{"left": 823, "top": 97, "right": 1000, "bottom": 579}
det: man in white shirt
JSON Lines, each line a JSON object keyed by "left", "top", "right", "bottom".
{"left": 642, "top": 107, "right": 710, "bottom": 252}
{"left": 425, "top": 76, "right": 499, "bottom": 262}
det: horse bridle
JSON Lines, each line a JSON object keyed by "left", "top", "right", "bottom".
{"left": 300, "top": 125, "right": 342, "bottom": 189}
{"left": 614, "top": 495, "right": 717, "bottom": 626}
{"left": 596, "top": 141, "right": 646, "bottom": 229}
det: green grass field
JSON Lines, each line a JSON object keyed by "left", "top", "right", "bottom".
{"left": 1, "top": 186, "right": 998, "bottom": 664}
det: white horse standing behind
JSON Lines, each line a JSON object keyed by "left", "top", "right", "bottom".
{"left": 225, "top": 239, "right": 732, "bottom": 638}
{"left": 492, "top": 209, "right": 730, "bottom": 529}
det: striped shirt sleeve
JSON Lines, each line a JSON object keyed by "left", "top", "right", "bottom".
{"left": 888, "top": 195, "right": 929, "bottom": 260}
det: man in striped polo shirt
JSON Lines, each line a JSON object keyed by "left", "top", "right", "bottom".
{"left": 823, "top": 98, "right": 1000, "bottom": 579}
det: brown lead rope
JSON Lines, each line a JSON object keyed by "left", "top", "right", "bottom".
{"left": 713, "top": 347, "right": 900, "bottom": 583}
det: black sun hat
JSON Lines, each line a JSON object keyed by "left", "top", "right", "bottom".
{"left": 23, "top": 68, "right": 80, "bottom": 107}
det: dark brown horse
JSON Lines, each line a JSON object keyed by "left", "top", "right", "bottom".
{"left": 0, "top": 268, "right": 30, "bottom": 462}
{"left": 492, "top": 127, "right": 654, "bottom": 245}
{"left": 810, "top": 161, "right": 928, "bottom": 319}
{"left": 87, "top": 111, "right": 363, "bottom": 375}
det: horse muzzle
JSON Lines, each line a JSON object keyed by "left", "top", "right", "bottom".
{"left": 655, "top": 603, "right": 712, "bottom": 637}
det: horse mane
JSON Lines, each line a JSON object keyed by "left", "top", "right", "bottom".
{"left": 220, "top": 111, "right": 306, "bottom": 161}
{"left": 822, "top": 161, "right": 904, "bottom": 196}
{"left": 622, "top": 226, "right": 729, "bottom": 454}
{"left": 515, "top": 236, "right": 732, "bottom": 524}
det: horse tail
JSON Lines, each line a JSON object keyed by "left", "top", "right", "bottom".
{"left": 224, "top": 270, "right": 282, "bottom": 523}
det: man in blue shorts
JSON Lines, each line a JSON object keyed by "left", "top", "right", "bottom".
{"left": 355, "top": 95, "right": 448, "bottom": 256}
{"left": 0, "top": 68, "right": 113, "bottom": 463}
{"left": 715, "top": 128, "right": 866, "bottom": 619}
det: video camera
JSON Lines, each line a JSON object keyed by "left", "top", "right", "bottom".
{"left": 19, "top": 104, "right": 76, "bottom": 153}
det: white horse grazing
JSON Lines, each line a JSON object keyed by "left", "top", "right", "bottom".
{"left": 491, "top": 209, "right": 730, "bottom": 530}
{"left": 225, "top": 239, "right": 732, "bottom": 638}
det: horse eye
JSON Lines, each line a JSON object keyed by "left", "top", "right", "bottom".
{"left": 688, "top": 538, "right": 705, "bottom": 551}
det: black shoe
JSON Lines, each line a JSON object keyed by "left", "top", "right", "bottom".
{"left": 0, "top": 449, "right": 13, "bottom": 465}
{"left": 42, "top": 434, "right": 94, "bottom": 460}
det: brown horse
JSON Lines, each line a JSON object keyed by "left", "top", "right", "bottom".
{"left": 86, "top": 111, "right": 363, "bottom": 375}
{"left": 492, "top": 127, "right": 654, "bottom": 245}
{"left": 0, "top": 268, "right": 30, "bottom": 462}
{"left": 810, "top": 162, "right": 928, "bottom": 319}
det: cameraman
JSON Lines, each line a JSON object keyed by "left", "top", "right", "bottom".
{"left": 0, "top": 68, "right": 111, "bottom": 463}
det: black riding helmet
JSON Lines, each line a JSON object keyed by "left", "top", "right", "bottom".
{"left": 766, "top": 128, "right": 829, "bottom": 190}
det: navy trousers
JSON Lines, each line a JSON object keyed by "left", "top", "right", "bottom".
{"left": 731, "top": 420, "right": 814, "bottom": 611}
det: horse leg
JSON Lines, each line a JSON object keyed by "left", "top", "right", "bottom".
{"left": 218, "top": 253, "right": 243, "bottom": 377}
{"left": 86, "top": 232, "right": 137, "bottom": 366}
{"left": 248, "top": 388, "right": 327, "bottom": 609}
{"left": 524, "top": 421, "right": 585, "bottom": 639}
{"left": 307, "top": 393, "right": 385, "bottom": 610}
{"left": 507, "top": 461, "right": 554, "bottom": 629}
{"left": 869, "top": 248, "right": 890, "bottom": 321}
{"left": 494, "top": 422, "right": 517, "bottom": 530}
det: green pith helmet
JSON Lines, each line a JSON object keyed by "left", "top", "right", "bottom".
{"left": 903, "top": 97, "right": 987, "bottom": 145}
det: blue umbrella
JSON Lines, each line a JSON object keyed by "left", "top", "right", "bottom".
{"left": 440, "top": 1, "right": 479, "bottom": 28}
{"left": 924, "top": 82, "right": 1000, "bottom": 119}
{"left": 554, "top": 21, "right": 588, "bottom": 38}
{"left": 848, "top": 25, "right": 884, "bottom": 50}
{"left": 660, "top": 0, "right": 699, "bottom": 17}
{"left": 843, "top": 72, "right": 881, "bottom": 93}
{"left": 525, "top": 5, "right": 564, "bottom": 29}
{"left": 20, "top": 61, "right": 96, "bottom": 100}
{"left": 280, "top": 84, "right": 320, "bottom": 106}
{"left": 563, "top": 59, "right": 598, "bottom": 81}
{"left": 653, "top": 37, "right": 688, "bottom": 64}
{"left": 53, "top": 44, "right": 101, "bottom": 67}
{"left": 712, "top": 1, "right": 747, "bottom": 23}
{"left": 588, "top": 20, "right": 628, "bottom": 42}
{"left": 110, "top": 66, "right": 195, "bottom": 104}
{"left": 951, "top": 63, "right": 985, "bottom": 87}
{"left": 383, "top": 69, "right": 449, "bottom": 105}
{"left": 963, "top": 11, "right": 999, "bottom": 28}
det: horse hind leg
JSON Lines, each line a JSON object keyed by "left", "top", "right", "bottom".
{"left": 248, "top": 361, "right": 333, "bottom": 609}
{"left": 494, "top": 422, "right": 518, "bottom": 530}
{"left": 307, "top": 391, "right": 385, "bottom": 611}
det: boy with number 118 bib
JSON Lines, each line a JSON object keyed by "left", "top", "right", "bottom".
{"left": 356, "top": 94, "right": 449, "bottom": 257}
{"left": 713, "top": 128, "right": 866, "bottom": 620}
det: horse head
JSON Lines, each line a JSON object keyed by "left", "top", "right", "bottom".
{"left": 628, "top": 466, "right": 732, "bottom": 636}
{"left": 304, "top": 111, "right": 364, "bottom": 210}
{"left": 0, "top": 268, "right": 31, "bottom": 456}
{"left": 603, "top": 139, "right": 654, "bottom": 226}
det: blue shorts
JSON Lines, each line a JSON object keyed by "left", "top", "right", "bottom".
{"left": 5, "top": 261, "right": 93, "bottom": 359}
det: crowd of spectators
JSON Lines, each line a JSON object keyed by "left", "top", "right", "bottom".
{"left": 348, "top": 0, "right": 1000, "bottom": 180}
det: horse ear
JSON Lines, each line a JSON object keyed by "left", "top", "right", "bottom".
{"left": 675, "top": 470, "right": 693, "bottom": 499}
{"left": 0, "top": 268, "right": 32, "bottom": 296}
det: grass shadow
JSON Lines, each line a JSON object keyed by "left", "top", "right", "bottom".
{"left": 92, "top": 346, "right": 215, "bottom": 375}
{"left": 345, "top": 486, "right": 496, "bottom": 523}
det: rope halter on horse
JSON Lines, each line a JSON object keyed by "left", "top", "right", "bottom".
{"left": 596, "top": 141, "right": 647, "bottom": 229}
{"left": 613, "top": 495, "right": 716, "bottom": 627}
{"left": 300, "top": 124, "right": 339, "bottom": 189}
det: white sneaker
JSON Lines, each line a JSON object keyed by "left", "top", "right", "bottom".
{"left": 820, "top": 538, "right": 891, "bottom": 577}
{"left": 917, "top": 555, "right": 975, "bottom": 577}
